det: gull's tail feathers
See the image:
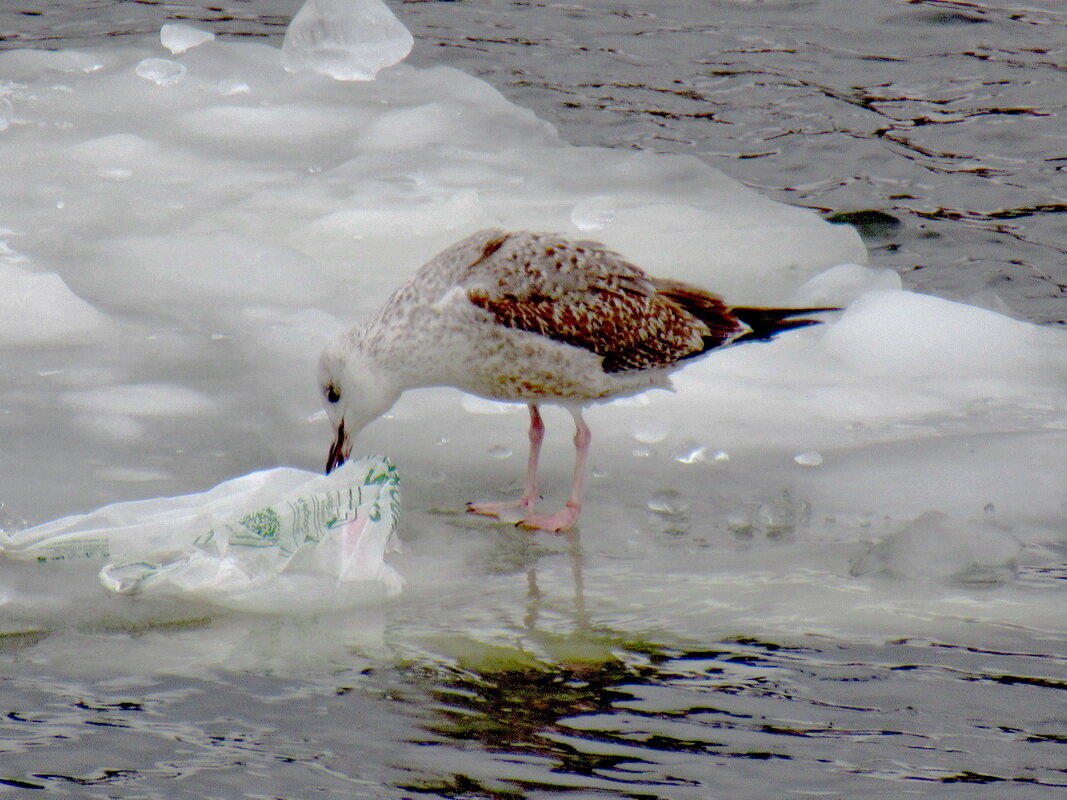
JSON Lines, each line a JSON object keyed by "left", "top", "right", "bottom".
{"left": 728, "top": 305, "right": 840, "bottom": 344}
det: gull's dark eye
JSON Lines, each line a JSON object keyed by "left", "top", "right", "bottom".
{"left": 325, "top": 384, "right": 341, "bottom": 404}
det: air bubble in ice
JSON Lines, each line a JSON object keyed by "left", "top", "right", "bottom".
{"left": 488, "top": 445, "right": 512, "bottom": 459}
{"left": 752, "top": 490, "right": 810, "bottom": 538}
{"left": 0, "top": 501, "right": 29, "bottom": 534}
{"left": 794, "top": 451, "right": 823, "bottom": 467}
{"left": 632, "top": 418, "right": 669, "bottom": 444}
{"left": 570, "top": 195, "right": 618, "bottom": 232}
{"left": 672, "top": 441, "right": 708, "bottom": 464}
{"left": 95, "top": 166, "right": 133, "bottom": 180}
{"left": 647, "top": 489, "right": 688, "bottom": 516}
{"left": 218, "top": 78, "right": 251, "bottom": 96}
{"left": 160, "top": 22, "right": 215, "bottom": 55}
{"left": 135, "top": 58, "right": 187, "bottom": 87}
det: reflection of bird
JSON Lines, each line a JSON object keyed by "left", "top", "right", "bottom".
{"left": 320, "top": 229, "right": 834, "bottom": 532}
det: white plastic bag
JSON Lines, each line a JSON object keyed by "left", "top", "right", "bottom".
{"left": 0, "top": 457, "right": 402, "bottom": 612}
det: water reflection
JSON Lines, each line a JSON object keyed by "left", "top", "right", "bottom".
{"left": 386, "top": 531, "right": 1067, "bottom": 798}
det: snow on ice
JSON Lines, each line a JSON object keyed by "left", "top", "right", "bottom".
{"left": 0, "top": 2, "right": 1064, "bottom": 633}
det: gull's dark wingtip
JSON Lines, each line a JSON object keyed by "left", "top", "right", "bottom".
{"left": 729, "top": 306, "right": 840, "bottom": 344}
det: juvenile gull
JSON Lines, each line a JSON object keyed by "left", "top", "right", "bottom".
{"left": 320, "top": 229, "right": 834, "bottom": 532}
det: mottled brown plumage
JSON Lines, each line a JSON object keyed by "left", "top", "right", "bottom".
{"left": 461, "top": 231, "right": 827, "bottom": 374}
{"left": 320, "top": 229, "right": 836, "bottom": 532}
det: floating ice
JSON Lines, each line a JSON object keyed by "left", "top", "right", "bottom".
{"left": 135, "top": 57, "right": 187, "bottom": 86}
{"left": 0, "top": 22, "right": 1064, "bottom": 644}
{"left": 0, "top": 263, "right": 111, "bottom": 345}
{"left": 632, "top": 418, "right": 669, "bottom": 444}
{"left": 282, "top": 0, "right": 414, "bottom": 81}
{"left": 160, "top": 22, "right": 215, "bottom": 55}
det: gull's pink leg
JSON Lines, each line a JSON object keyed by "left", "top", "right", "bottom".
{"left": 521, "top": 407, "right": 590, "bottom": 533}
{"left": 467, "top": 404, "right": 544, "bottom": 520}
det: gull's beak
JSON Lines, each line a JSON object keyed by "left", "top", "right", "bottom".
{"left": 326, "top": 418, "right": 350, "bottom": 474}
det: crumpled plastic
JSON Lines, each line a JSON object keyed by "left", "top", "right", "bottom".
{"left": 0, "top": 457, "right": 402, "bottom": 613}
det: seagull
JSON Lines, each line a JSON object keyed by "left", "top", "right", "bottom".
{"left": 319, "top": 229, "right": 834, "bottom": 533}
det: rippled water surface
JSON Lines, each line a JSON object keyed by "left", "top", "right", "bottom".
{"left": 2, "top": 1, "right": 1066, "bottom": 798}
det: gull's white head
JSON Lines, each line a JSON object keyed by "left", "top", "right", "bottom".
{"left": 318, "top": 334, "right": 402, "bottom": 474}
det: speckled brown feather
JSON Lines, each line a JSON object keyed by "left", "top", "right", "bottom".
{"left": 464, "top": 232, "right": 746, "bottom": 373}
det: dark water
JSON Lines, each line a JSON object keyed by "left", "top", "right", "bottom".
{"left": 1, "top": 2, "right": 1065, "bottom": 798}
{"left": 3, "top": 602, "right": 1066, "bottom": 798}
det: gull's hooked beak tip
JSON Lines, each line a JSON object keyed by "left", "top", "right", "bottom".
{"left": 326, "top": 419, "right": 351, "bottom": 475}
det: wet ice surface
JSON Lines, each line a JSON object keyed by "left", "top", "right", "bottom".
{"left": 1, "top": 1, "right": 1067, "bottom": 798}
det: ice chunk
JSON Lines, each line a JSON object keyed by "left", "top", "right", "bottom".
{"left": 160, "top": 22, "right": 215, "bottom": 55}
{"left": 850, "top": 511, "right": 1021, "bottom": 586}
{"left": 282, "top": 0, "right": 414, "bottom": 81}
{"left": 135, "top": 57, "right": 187, "bottom": 87}
{"left": 0, "top": 263, "right": 111, "bottom": 346}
